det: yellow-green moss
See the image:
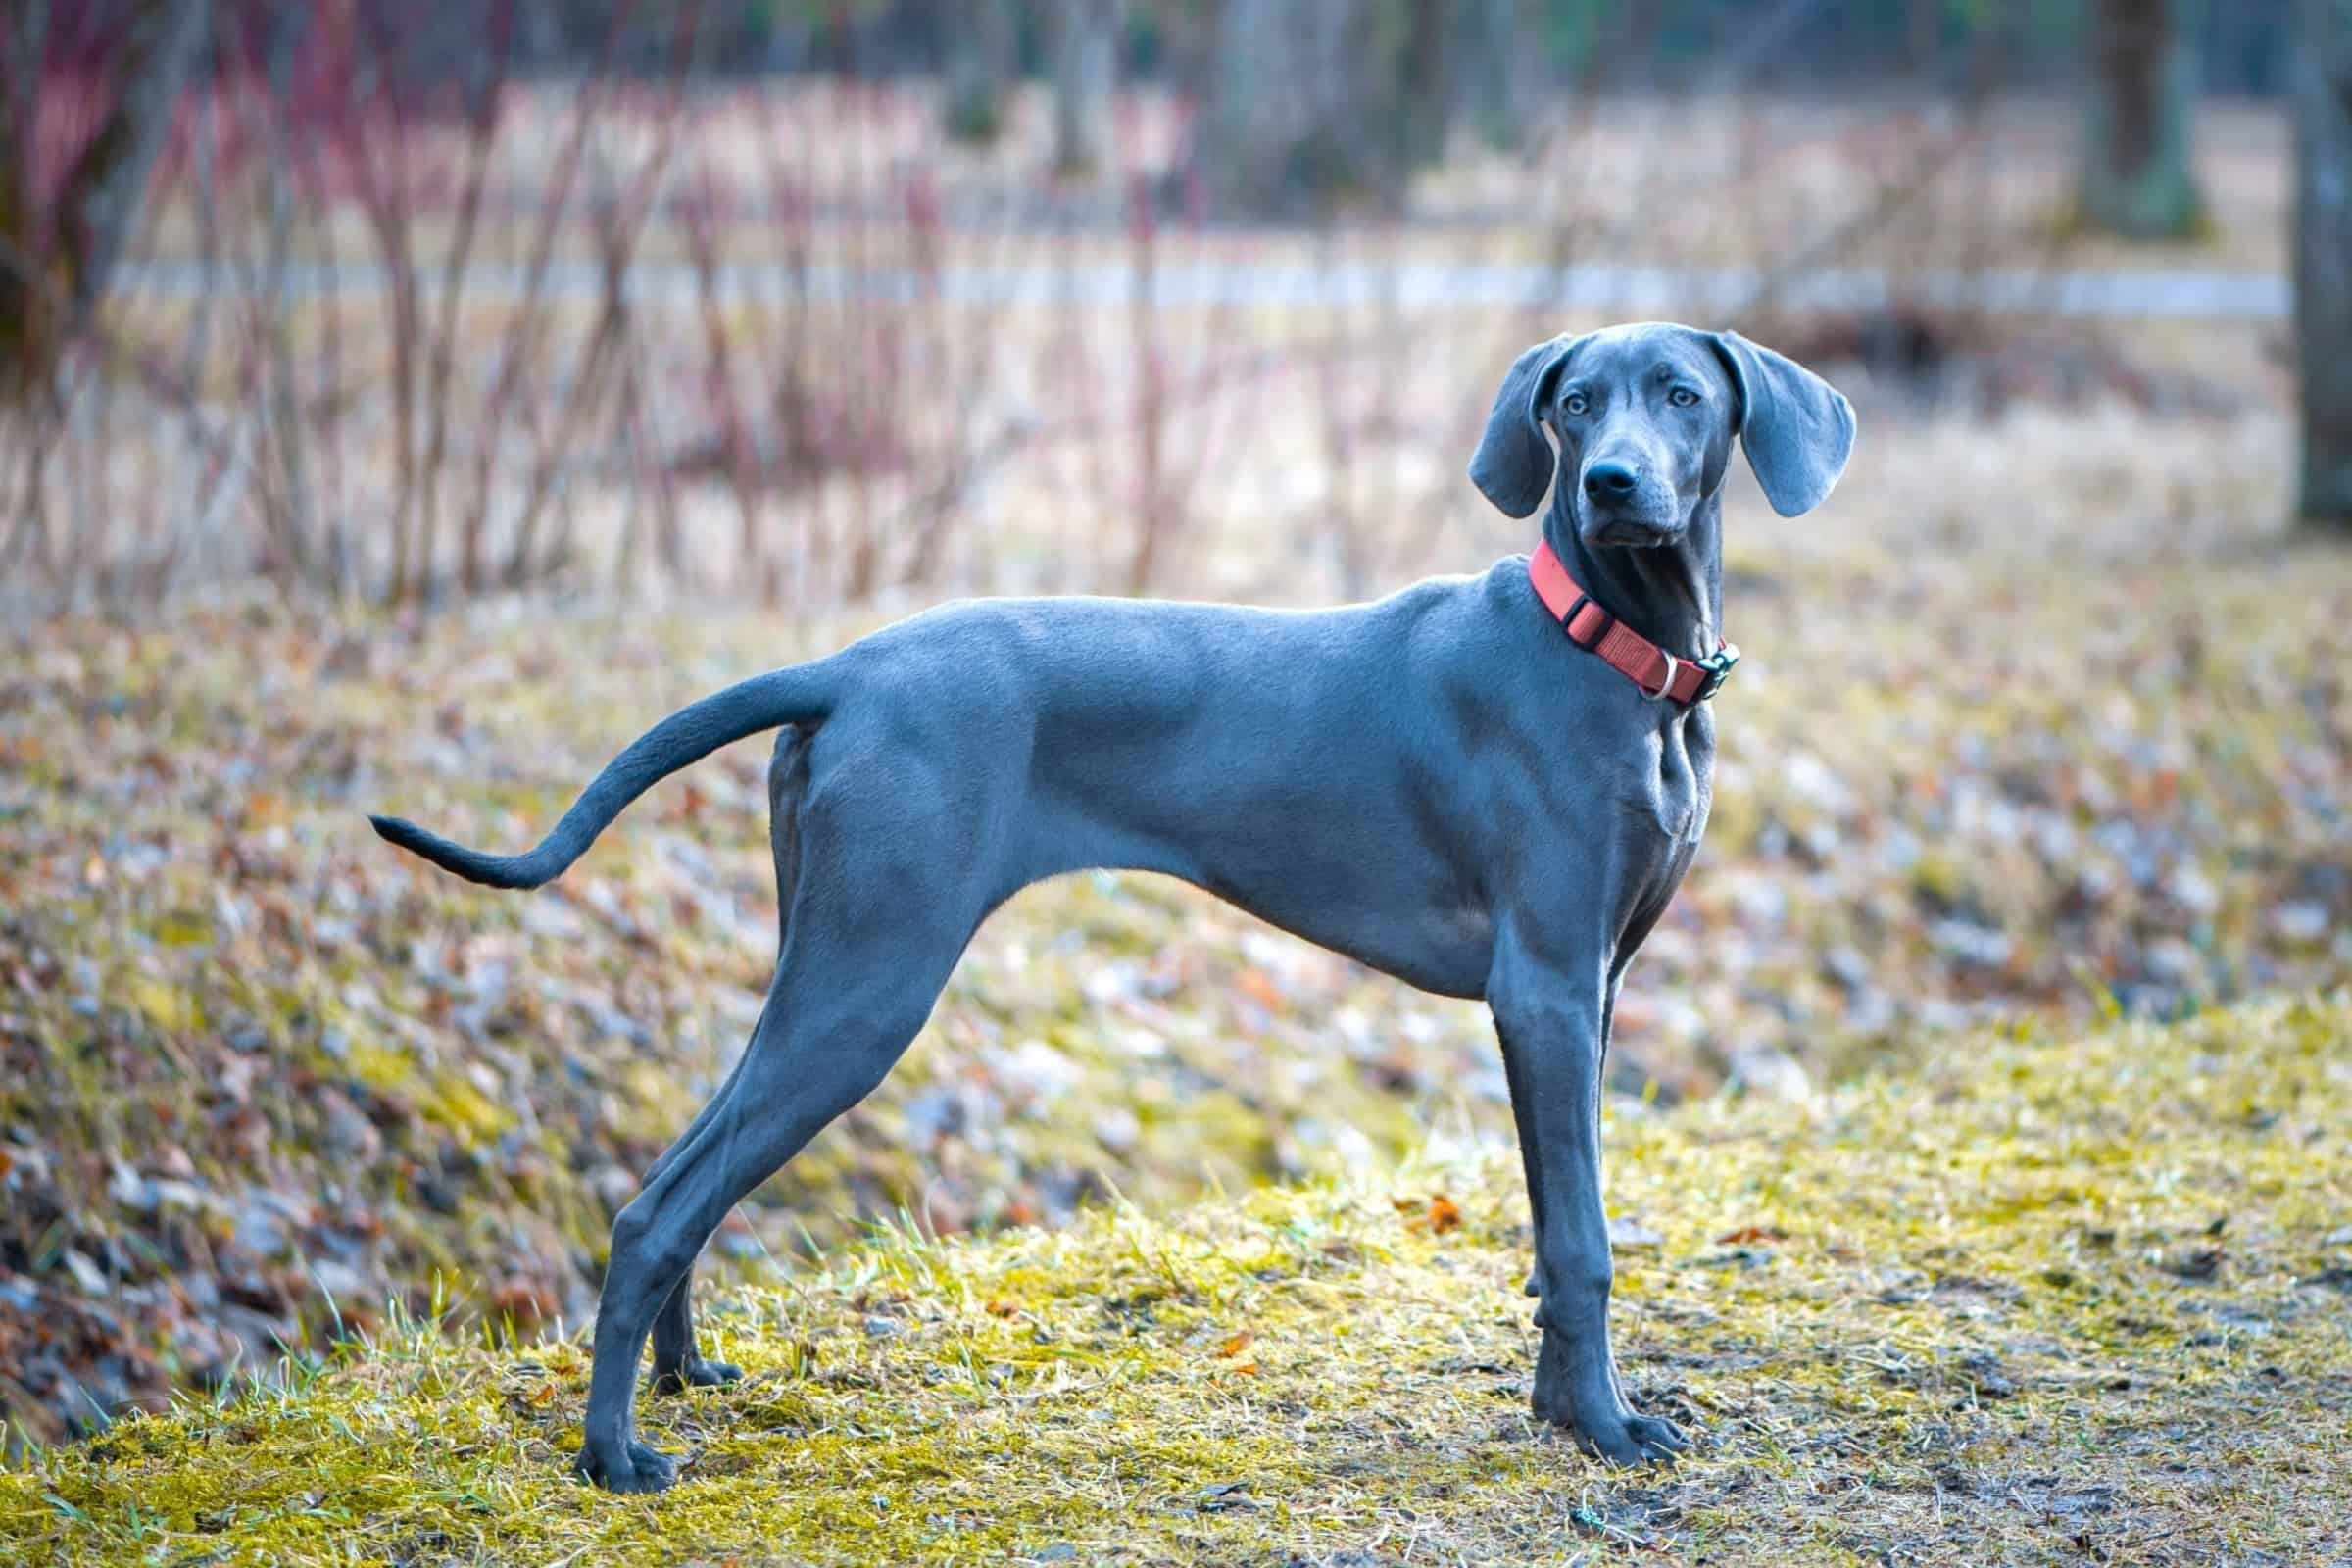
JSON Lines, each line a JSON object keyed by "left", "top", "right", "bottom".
{"left": 6, "top": 995, "right": 2348, "bottom": 1566}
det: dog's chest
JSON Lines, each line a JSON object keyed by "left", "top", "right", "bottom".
{"left": 1638, "top": 711, "right": 1712, "bottom": 846}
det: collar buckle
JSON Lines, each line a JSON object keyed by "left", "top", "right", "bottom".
{"left": 1690, "top": 642, "right": 1740, "bottom": 702}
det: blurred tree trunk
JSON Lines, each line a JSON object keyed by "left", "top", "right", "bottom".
{"left": 1199, "top": 0, "right": 1353, "bottom": 217}
{"left": 0, "top": 0, "right": 206, "bottom": 403}
{"left": 1905, "top": 0, "right": 1940, "bottom": 76}
{"left": 2078, "top": 0, "right": 2204, "bottom": 238}
{"left": 1050, "top": 0, "right": 1121, "bottom": 176}
{"left": 2295, "top": 0, "right": 2352, "bottom": 528}
{"left": 1196, "top": 0, "right": 1450, "bottom": 219}
{"left": 1393, "top": 0, "right": 1448, "bottom": 170}
{"left": 0, "top": 4, "right": 55, "bottom": 405}
{"left": 1462, "top": 0, "right": 1538, "bottom": 151}
{"left": 942, "top": 0, "right": 1016, "bottom": 144}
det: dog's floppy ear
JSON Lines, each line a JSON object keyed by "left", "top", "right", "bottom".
{"left": 1708, "top": 329, "right": 1856, "bottom": 518}
{"left": 1467, "top": 334, "right": 1578, "bottom": 518}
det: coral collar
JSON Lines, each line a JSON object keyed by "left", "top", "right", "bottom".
{"left": 1528, "top": 539, "right": 1737, "bottom": 706}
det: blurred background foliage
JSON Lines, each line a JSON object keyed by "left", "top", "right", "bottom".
{"left": 0, "top": 0, "right": 2341, "bottom": 607}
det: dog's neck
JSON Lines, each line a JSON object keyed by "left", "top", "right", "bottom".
{"left": 1541, "top": 490, "right": 1725, "bottom": 662}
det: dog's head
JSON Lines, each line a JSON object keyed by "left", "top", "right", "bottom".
{"left": 1467, "top": 322, "right": 1854, "bottom": 549}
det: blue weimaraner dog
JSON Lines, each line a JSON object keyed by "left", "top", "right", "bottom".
{"left": 370, "top": 321, "right": 1855, "bottom": 1492}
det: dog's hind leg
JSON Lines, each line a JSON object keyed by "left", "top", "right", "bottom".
{"left": 577, "top": 950, "right": 955, "bottom": 1490}
{"left": 646, "top": 727, "right": 812, "bottom": 1397}
{"left": 641, "top": 1019, "right": 766, "bottom": 1394}
{"left": 575, "top": 767, "right": 985, "bottom": 1493}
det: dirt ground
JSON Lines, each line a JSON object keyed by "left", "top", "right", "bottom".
{"left": 4, "top": 996, "right": 2347, "bottom": 1565}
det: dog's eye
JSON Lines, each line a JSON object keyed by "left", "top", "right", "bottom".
{"left": 1561, "top": 392, "right": 1589, "bottom": 416}
{"left": 1668, "top": 387, "right": 1699, "bottom": 408}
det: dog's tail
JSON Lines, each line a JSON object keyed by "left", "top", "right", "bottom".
{"left": 368, "top": 663, "right": 839, "bottom": 890}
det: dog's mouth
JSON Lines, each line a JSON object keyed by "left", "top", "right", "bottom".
{"left": 1573, "top": 488, "right": 1685, "bottom": 548}
{"left": 1579, "top": 514, "right": 1686, "bottom": 549}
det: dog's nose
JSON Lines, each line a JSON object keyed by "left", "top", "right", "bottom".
{"left": 1583, "top": 461, "right": 1640, "bottom": 501}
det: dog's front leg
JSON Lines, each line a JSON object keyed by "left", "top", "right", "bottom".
{"left": 1490, "top": 937, "right": 1688, "bottom": 1464}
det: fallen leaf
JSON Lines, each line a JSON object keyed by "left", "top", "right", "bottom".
{"left": 2157, "top": 1247, "right": 2225, "bottom": 1281}
{"left": 1607, "top": 1217, "right": 1665, "bottom": 1248}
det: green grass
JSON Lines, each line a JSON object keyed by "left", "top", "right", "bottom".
{"left": 6, "top": 994, "right": 2347, "bottom": 1566}
{"left": 4, "top": 450, "right": 2348, "bottom": 1495}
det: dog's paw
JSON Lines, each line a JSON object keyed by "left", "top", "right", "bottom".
{"left": 1530, "top": 1338, "right": 1690, "bottom": 1465}
{"left": 1588, "top": 1411, "right": 1690, "bottom": 1465}
{"left": 1541, "top": 1400, "right": 1690, "bottom": 1466}
{"left": 576, "top": 1437, "right": 680, "bottom": 1494}
{"left": 650, "top": 1358, "right": 743, "bottom": 1396}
